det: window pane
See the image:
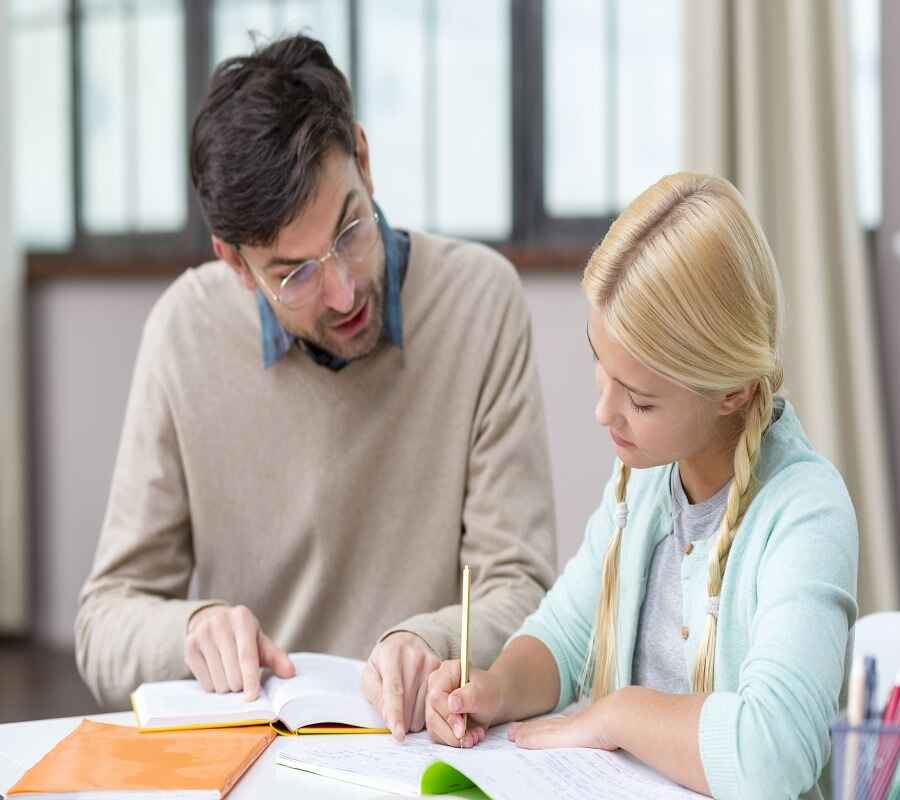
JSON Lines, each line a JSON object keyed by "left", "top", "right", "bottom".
{"left": 545, "top": 0, "right": 682, "bottom": 217}
{"left": 434, "top": 0, "right": 510, "bottom": 237}
{"left": 135, "top": 2, "right": 186, "bottom": 231}
{"left": 11, "top": 0, "right": 67, "bottom": 18}
{"left": 359, "top": 0, "right": 427, "bottom": 232}
{"left": 212, "top": 0, "right": 350, "bottom": 78}
{"left": 11, "top": 4, "right": 73, "bottom": 249}
{"left": 80, "top": 0, "right": 186, "bottom": 234}
{"left": 81, "top": 6, "right": 128, "bottom": 233}
{"left": 616, "top": 0, "right": 682, "bottom": 208}
{"left": 848, "top": 0, "right": 881, "bottom": 228}
{"left": 545, "top": 0, "right": 612, "bottom": 217}
{"left": 361, "top": 0, "right": 510, "bottom": 237}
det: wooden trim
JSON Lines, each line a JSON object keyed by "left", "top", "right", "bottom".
{"left": 26, "top": 252, "right": 213, "bottom": 284}
{"left": 493, "top": 242, "right": 592, "bottom": 272}
{"left": 26, "top": 242, "right": 592, "bottom": 284}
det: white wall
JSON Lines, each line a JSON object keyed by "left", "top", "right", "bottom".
{"left": 29, "top": 281, "right": 167, "bottom": 647}
{"left": 29, "top": 274, "right": 614, "bottom": 648}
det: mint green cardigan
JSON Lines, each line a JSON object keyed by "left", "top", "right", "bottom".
{"left": 515, "top": 399, "right": 858, "bottom": 800}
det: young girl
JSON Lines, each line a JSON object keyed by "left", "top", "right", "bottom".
{"left": 424, "top": 173, "right": 858, "bottom": 800}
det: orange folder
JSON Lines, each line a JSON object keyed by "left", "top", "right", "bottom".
{"left": 7, "top": 719, "right": 275, "bottom": 798}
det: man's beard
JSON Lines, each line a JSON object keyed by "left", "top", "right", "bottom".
{"left": 310, "top": 276, "right": 386, "bottom": 361}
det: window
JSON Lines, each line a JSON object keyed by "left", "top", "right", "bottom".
{"left": 13, "top": 1, "right": 686, "bottom": 267}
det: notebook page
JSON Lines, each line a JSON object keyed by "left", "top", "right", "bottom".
{"left": 277, "top": 726, "right": 705, "bottom": 799}
{"left": 277, "top": 729, "right": 507, "bottom": 795}
{"left": 435, "top": 746, "right": 708, "bottom": 800}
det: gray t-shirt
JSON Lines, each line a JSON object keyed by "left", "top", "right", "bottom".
{"left": 631, "top": 464, "right": 731, "bottom": 693}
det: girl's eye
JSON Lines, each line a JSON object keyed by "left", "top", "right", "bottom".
{"left": 630, "top": 398, "right": 653, "bottom": 414}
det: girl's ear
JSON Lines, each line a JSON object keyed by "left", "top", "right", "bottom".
{"left": 718, "top": 381, "right": 757, "bottom": 416}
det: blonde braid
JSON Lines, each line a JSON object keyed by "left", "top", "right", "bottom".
{"left": 585, "top": 461, "right": 632, "bottom": 701}
{"left": 691, "top": 377, "right": 774, "bottom": 692}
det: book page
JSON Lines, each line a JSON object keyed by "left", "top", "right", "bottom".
{"left": 277, "top": 725, "right": 706, "bottom": 799}
{"left": 265, "top": 653, "right": 386, "bottom": 731}
{"left": 132, "top": 680, "right": 276, "bottom": 729}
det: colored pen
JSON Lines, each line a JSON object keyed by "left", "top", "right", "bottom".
{"left": 865, "top": 656, "right": 879, "bottom": 721}
{"left": 867, "top": 670, "right": 900, "bottom": 800}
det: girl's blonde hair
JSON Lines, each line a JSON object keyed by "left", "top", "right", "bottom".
{"left": 581, "top": 172, "right": 784, "bottom": 699}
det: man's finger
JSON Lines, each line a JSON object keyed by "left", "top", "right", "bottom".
{"left": 360, "top": 662, "right": 383, "bottom": 707}
{"left": 400, "top": 653, "right": 423, "bottom": 735}
{"left": 185, "top": 638, "right": 214, "bottom": 692}
{"left": 234, "top": 619, "right": 262, "bottom": 701}
{"left": 200, "top": 640, "right": 231, "bottom": 693}
{"left": 410, "top": 672, "right": 429, "bottom": 733}
{"left": 259, "top": 633, "right": 295, "bottom": 677}
{"left": 378, "top": 659, "right": 407, "bottom": 741}
{"left": 212, "top": 617, "right": 243, "bottom": 693}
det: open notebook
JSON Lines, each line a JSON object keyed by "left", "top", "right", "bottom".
{"left": 131, "top": 653, "right": 388, "bottom": 734}
{"left": 277, "top": 724, "right": 708, "bottom": 799}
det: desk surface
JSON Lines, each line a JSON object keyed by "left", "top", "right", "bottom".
{"left": 0, "top": 712, "right": 471, "bottom": 799}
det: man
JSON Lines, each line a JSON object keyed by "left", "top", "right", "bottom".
{"left": 76, "top": 33, "right": 556, "bottom": 742}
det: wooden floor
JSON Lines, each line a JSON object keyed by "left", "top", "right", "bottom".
{"left": 0, "top": 639, "right": 102, "bottom": 724}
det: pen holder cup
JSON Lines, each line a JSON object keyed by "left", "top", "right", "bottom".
{"left": 831, "top": 718, "right": 900, "bottom": 800}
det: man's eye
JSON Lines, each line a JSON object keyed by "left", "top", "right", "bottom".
{"left": 283, "top": 262, "right": 318, "bottom": 284}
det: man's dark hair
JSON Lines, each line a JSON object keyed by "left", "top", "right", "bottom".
{"left": 190, "top": 34, "right": 356, "bottom": 247}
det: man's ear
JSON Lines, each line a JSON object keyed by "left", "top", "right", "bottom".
{"left": 353, "top": 123, "right": 375, "bottom": 197}
{"left": 718, "top": 381, "right": 758, "bottom": 416}
{"left": 213, "top": 236, "right": 256, "bottom": 292}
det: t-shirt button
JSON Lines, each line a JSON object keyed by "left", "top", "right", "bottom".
{"left": 680, "top": 626, "right": 690, "bottom": 640}
{"left": 684, "top": 542, "right": 694, "bottom": 555}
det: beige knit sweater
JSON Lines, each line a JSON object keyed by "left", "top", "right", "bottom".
{"left": 76, "top": 231, "right": 558, "bottom": 708}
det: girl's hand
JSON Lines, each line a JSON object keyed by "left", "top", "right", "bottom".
{"left": 508, "top": 695, "right": 619, "bottom": 751}
{"left": 425, "top": 660, "right": 503, "bottom": 748}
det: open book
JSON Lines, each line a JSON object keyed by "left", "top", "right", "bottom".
{"left": 131, "top": 652, "right": 389, "bottom": 734}
{"left": 277, "top": 724, "right": 708, "bottom": 799}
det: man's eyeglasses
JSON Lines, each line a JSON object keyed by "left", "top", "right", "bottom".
{"left": 239, "top": 212, "right": 381, "bottom": 310}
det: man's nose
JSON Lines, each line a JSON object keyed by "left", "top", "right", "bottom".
{"left": 320, "top": 258, "right": 356, "bottom": 313}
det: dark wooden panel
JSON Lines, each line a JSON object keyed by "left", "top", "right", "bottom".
{"left": 0, "top": 640, "right": 104, "bottom": 723}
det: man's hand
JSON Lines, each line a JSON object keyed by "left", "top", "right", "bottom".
{"left": 185, "top": 604, "right": 295, "bottom": 701}
{"left": 361, "top": 632, "right": 442, "bottom": 741}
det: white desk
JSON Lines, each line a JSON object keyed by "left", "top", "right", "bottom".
{"left": 0, "top": 712, "right": 701, "bottom": 799}
{"left": 0, "top": 712, "right": 472, "bottom": 799}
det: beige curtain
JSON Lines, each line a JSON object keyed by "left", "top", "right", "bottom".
{"left": 0, "top": 8, "right": 29, "bottom": 632}
{"left": 683, "top": 0, "right": 898, "bottom": 615}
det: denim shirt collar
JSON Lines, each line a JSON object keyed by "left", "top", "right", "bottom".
{"left": 256, "top": 203, "right": 409, "bottom": 370}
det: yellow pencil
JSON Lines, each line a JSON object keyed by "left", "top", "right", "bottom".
{"left": 459, "top": 565, "right": 471, "bottom": 748}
